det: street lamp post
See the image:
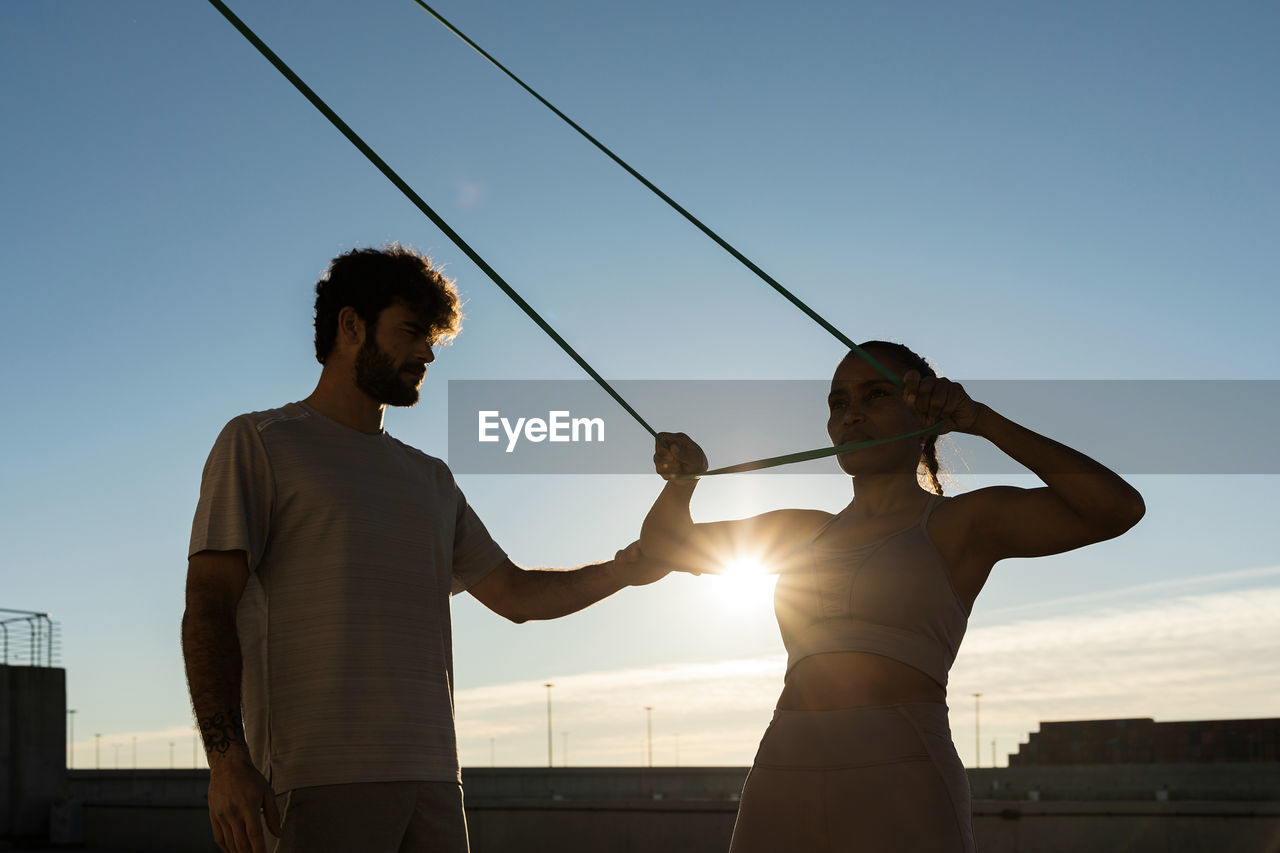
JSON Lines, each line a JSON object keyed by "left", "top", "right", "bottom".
{"left": 972, "top": 693, "right": 983, "bottom": 768}
{"left": 543, "top": 683, "right": 554, "bottom": 768}
{"left": 67, "top": 709, "right": 77, "bottom": 770}
{"left": 645, "top": 706, "right": 653, "bottom": 768}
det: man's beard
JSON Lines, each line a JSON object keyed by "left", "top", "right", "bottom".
{"left": 354, "top": 338, "right": 421, "bottom": 407}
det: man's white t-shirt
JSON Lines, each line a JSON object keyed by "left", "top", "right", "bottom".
{"left": 189, "top": 402, "right": 506, "bottom": 793}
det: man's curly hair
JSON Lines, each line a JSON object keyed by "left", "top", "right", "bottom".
{"left": 313, "top": 244, "right": 462, "bottom": 364}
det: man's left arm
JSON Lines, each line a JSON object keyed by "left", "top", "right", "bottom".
{"left": 467, "top": 543, "right": 670, "bottom": 623}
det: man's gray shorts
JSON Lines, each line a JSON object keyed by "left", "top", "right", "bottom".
{"left": 266, "top": 780, "right": 468, "bottom": 853}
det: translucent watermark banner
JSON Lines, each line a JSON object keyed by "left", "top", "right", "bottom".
{"left": 447, "top": 380, "right": 1280, "bottom": 475}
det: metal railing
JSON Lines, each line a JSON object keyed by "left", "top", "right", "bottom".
{"left": 0, "top": 607, "right": 60, "bottom": 667}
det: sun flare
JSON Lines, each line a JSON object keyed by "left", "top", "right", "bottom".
{"left": 715, "top": 556, "right": 777, "bottom": 608}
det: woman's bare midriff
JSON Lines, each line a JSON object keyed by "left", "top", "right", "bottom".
{"left": 776, "top": 651, "right": 945, "bottom": 710}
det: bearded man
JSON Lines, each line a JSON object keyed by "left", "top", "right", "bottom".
{"left": 182, "top": 245, "right": 665, "bottom": 853}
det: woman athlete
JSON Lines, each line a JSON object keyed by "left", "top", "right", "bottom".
{"left": 640, "top": 341, "right": 1145, "bottom": 852}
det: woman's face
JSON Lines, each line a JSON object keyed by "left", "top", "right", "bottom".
{"left": 826, "top": 352, "right": 922, "bottom": 477}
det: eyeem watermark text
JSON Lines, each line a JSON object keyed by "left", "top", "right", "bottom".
{"left": 450, "top": 379, "right": 1280, "bottom": 474}
{"left": 478, "top": 410, "right": 605, "bottom": 453}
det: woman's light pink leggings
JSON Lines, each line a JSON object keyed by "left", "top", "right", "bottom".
{"left": 729, "top": 703, "right": 974, "bottom": 853}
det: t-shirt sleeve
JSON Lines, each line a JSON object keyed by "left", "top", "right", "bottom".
{"left": 449, "top": 483, "right": 507, "bottom": 594}
{"left": 189, "top": 416, "right": 274, "bottom": 572}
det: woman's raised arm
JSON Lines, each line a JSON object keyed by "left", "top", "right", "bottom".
{"left": 640, "top": 432, "right": 828, "bottom": 575}
{"left": 905, "top": 371, "right": 1146, "bottom": 599}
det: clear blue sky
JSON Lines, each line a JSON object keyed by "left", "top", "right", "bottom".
{"left": 1, "top": 1, "right": 1276, "bottom": 769}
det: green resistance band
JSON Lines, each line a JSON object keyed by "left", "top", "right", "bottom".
{"left": 205, "top": 0, "right": 661, "bottom": 444}
{"left": 410, "top": 0, "right": 950, "bottom": 457}
{"left": 674, "top": 422, "right": 946, "bottom": 479}
{"left": 408, "top": 0, "right": 900, "bottom": 388}
{"left": 206, "top": 0, "right": 944, "bottom": 476}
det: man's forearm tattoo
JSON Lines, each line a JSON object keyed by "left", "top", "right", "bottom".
{"left": 199, "top": 709, "right": 245, "bottom": 756}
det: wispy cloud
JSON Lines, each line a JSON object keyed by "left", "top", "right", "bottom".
{"left": 106, "top": 571, "right": 1280, "bottom": 769}
{"left": 455, "top": 650, "right": 783, "bottom": 763}
{"left": 456, "top": 657, "right": 785, "bottom": 766}
{"left": 70, "top": 724, "right": 204, "bottom": 770}
{"left": 458, "top": 573, "right": 1280, "bottom": 767}
{"left": 977, "top": 564, "right": 1280, "bottom": 620}
{"left": 72, "top": 722, "right": 198, "bottom": 751}
{"left": 950, "top": 582, "right": 1280, "bottom": 722}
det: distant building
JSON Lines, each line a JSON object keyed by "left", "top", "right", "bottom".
{"left": 1008, "top": 717, "right": 1280, "bottom": 765}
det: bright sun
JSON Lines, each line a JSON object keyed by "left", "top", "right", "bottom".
{"left": 714, "top": 556, "right": 777, "bottom": 608}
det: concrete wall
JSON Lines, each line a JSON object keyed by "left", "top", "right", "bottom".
{"left": 60, "top": 766, "right": 1280, "bottom": 853}
{"left": 972, "top": 801, "right": 1280, "bottom": 853}
{"left": 463, "top": 767, "right": 748, "bottom": 802}
{"left": 69, "top": 764, "right": 1279, "bottom": 807}
{"left": 0, "top": 665, "right": 65, "bottom": 838}
{"left": 69, "top": 797, "right": 1280, "bottom": 853}
{"left": 468, "top": 800, "right": 737, "bottom": 853}
{"left": 968, "top": 763, "right": 1280, "bottom": 802}
{"left": 68, "top": 769, "right": 210, "bottom": 808}
{"left": 487, "top": 800, "right": 1280, "bottom": 853}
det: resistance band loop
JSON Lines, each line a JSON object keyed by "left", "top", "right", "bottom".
{"left": 206, "top": 0, "right": 662, "bottom": 442}
{"left": 409, "top": 1, "right": 900, "bottom": 387}
{"left": 208, "top": 0, "right": 945, "bottom": 476}
{"left": 677, "top": 422, "right": 946, "bottom": 479}
{"left": 411, "top": 0, "right": 952, "bottom": 467}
